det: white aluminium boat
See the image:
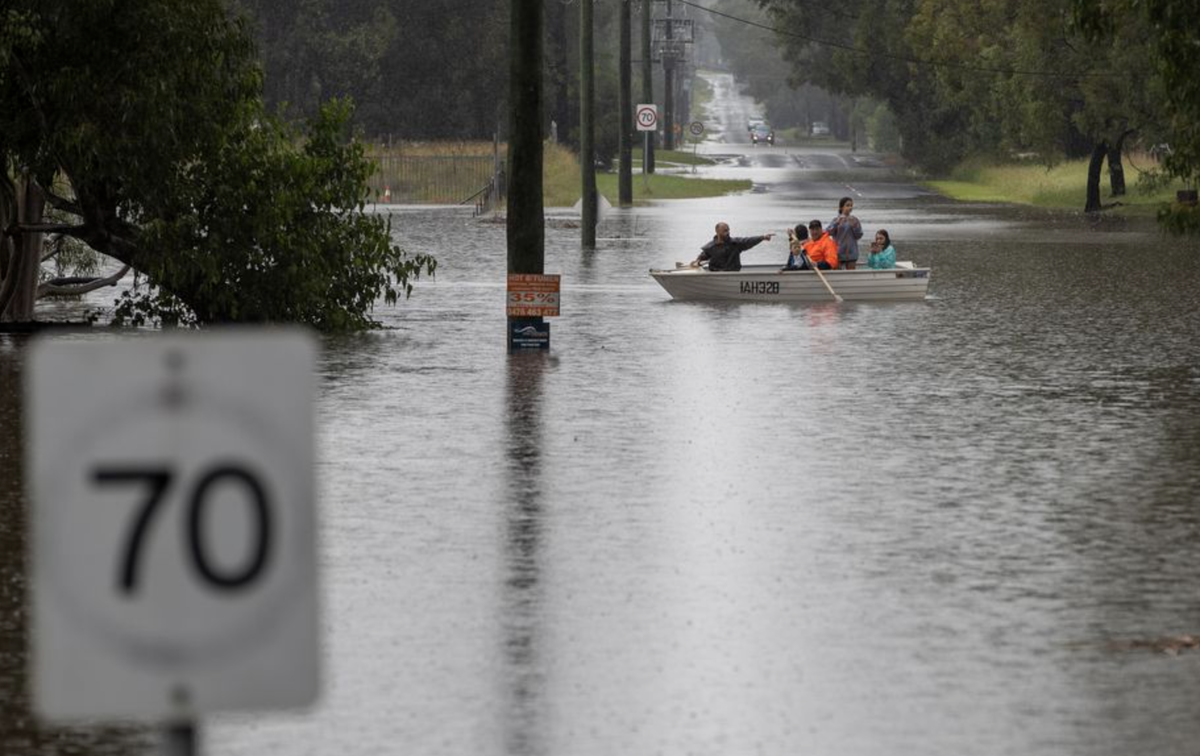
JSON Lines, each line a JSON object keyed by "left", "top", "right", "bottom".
{"left": 648, "top": 262, "right": 931, "bottom": 303}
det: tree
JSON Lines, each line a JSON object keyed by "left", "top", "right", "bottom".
{"left": 235, "top": 0, "right": 510, "bottom": 140}
{"left": 1, "top": 0, "right": 433, "bottom": 329}
{"left": 760, "top": 0, "right": 1167, "bottom": 212}
{"left": 1074, "top": 0, "right": 1200, "bottom": 231}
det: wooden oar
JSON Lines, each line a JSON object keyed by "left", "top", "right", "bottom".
{"left": 803, "top": 253, "right": 843, "bottom": 303}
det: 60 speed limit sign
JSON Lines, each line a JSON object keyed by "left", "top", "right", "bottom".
{"left": 27, "top": 331, "right": 320, "bottom": 721}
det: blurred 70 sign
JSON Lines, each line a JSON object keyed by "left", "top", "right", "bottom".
{"left": 28, "top": 332, "right": 320, "bottom": 721}
{"left": 93, "top": 463, "right": 272, "bottom": 594}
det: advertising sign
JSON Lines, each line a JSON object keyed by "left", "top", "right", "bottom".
{"left": 507, "top": 273, "right": 561, "bottom": 317}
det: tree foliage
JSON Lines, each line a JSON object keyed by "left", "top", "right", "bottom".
{"left": 234, "top": 0, "right": 510, "bottom": 140}
{"left": 1074, "top": 0, "right": 1200, "bottom": 231}
{"left": 753, "top": 0, "right": 1175, "bottom": 213}
{"left": 1, "top": 0, "right": 434, "bottom": 328}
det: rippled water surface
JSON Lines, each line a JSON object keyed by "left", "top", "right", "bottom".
{"left": 4, "top": 152, "right": 1200, "bottom": 755}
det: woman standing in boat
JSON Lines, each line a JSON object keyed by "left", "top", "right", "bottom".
{"left": 828, "top": 196, "right": 863, "bottom": 269}
{"left": 690, "top": 222, "right": 775, "bottom": 272}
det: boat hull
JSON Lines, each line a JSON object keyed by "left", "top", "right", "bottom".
{"left": 648, "top": 264, "right": 931, "bottom": 302}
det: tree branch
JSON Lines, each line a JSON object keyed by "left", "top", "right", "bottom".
{"left": 44, "top": 191, "right": 83, "bottom": 217}
{"left": 10, "top": 222, "right": 85, "bottom": 235}
{"left": 38, "top": 265, "right": 131, "bottom": 298}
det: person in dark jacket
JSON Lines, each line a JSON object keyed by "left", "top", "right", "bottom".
{"left": 690, "top": 222, "right": 775, "bottom": 271}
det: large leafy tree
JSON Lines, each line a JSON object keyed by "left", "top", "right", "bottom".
{"left": 904, "top": 0, "right": 1164, "bottom": 210}
{"left": 1, "top": 0, "right": 433, "bottom": 328}
{"left": 235, "top": 0, "right": 510, "bottom": 140}
{"left": 1074, "top": 0, "right": 1200, "bottom": 231}
{"left": 758, "top": 0, "right": 1167, "bottom": 211}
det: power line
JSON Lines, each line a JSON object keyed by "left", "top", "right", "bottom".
{"left": 678, "top": 0, "right": 1118, "bottom": 80}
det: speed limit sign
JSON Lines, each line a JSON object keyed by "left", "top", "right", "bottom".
{"left": 636, "top": 103, "right": 658, "bottom": 132}
{"left": 27, "top": 331, "right": 320, "bottom": 721}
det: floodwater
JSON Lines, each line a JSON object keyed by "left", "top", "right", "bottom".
{"left": 4, "top": 74, "right": 1200, "bottom": 756}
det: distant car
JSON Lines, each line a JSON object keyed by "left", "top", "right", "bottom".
{"left": 751, "top": 125, "right": 774, "bottom": 146}
{"left": 812, "top": 121, "right": 830, "bottom": 136}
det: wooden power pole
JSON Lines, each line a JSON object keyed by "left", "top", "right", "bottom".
{"left": 507, "top": 2, "right": 544, "bottom": 279}
{"left": 642, "top": 0, "right": 654, "bottom": 173}
{"left": 618, "top": 0, "right": 633, "bottom": 207}
{"left": 580, "top": 0, "right": 597, "bottom": 248}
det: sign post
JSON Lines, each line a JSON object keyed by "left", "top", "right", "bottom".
{"left": 689, "top": 121, "right": 704, "bottom": 173}
{"left": 636, "top": 103, "right": 658, "bottom": 193}
{"left": 27, "top": 331, "right": 321, "bottom": 752}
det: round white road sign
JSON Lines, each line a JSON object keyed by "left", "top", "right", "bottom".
{"left": 28, "top": 331, "right": 320, "bottom": 722}
{"left": 636, "top": 103, "right": 659, "bottom": 132}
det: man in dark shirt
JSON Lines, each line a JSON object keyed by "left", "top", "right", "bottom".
{"left": 690, "top": 222, "right": 775, "bottom": 271}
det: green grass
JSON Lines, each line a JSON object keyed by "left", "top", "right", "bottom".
{"left": 925, "top": 156, "right": 1186, "bottom": 215}
{"left": 630, "top": 148, "right": 715, "bottom": 166}
{"left": 546, "top": 142, "right": 747, "bottom": 206}
{"left": 596, "top": 172, "right": 751, "bottom": 204}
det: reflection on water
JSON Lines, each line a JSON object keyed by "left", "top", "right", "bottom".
{"left": 501, "top": 352, "right": 548, "bottom": 756}
{"left": 2, "top": 189, "right": 1200, "bottom": 755}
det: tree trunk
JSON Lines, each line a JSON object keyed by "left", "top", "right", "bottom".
{"left": 0, "top": 173, "right": 12, "bottom": 283}
{"left": 0, "top": 176, "right": 45, "bottom": 322}
{"left": 1108, "top": 131, "right": 1131, "bottom": 198}
{"left": 1085, "top": 141, "right": 1108, "bottom": 214}
{"left": 507, "top": 0, "right": 544, "bottom": 275}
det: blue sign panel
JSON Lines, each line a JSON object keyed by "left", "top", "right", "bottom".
{"left": 509, "top": 321, "right": 550, "bottom": 351}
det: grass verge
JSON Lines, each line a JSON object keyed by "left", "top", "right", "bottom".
{"left": 545, "top": 142, "right": 748, "bottom": 206}
{"left": 631, "top": 148, "right": 715, "bottom": 166}
{"left": 925, "top": 155, "right": 1185, "bottom": 216}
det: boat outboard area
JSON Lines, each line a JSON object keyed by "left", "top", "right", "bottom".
{"left": 649, "top": 262, "right": 931, "bottom": 303}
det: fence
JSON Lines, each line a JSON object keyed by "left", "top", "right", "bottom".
{"left": 366, "top": 154, "right": 500, "bottom": 207}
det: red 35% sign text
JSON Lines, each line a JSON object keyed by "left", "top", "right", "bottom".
{"left": 507, "top": 274, "right": 561, "bottom": 317}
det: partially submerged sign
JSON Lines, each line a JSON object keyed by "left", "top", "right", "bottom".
{"left": 27, "top": 330, "right": 320, "bottom": 721}
{"left": 507, "top": 273, "right": 561, "bottom": 318}
{"left": 509, "top": 321, "right": 550, "bottom": 350}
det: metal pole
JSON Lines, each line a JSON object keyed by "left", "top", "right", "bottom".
{"left": 643, "top": 131, "right": 650, "bottom": 193}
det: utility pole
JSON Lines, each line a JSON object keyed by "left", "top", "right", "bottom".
{"left": 507, "top": 0, "right": 544, "bottom": 335}
{"left": 618, "top": 0, "right": 633, "bottom": 207}
{"left": 641, "top": 0, "right": 654, "bottom": 173}
{"left": 580, "top": 0, "right": 597, "bottom": 248}
{"left": 663, "top": 0, "right": 675, "bottom": 151}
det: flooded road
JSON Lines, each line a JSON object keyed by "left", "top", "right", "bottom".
{"left": 4, "top": 72, "right": 1200, "bottom": 756}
